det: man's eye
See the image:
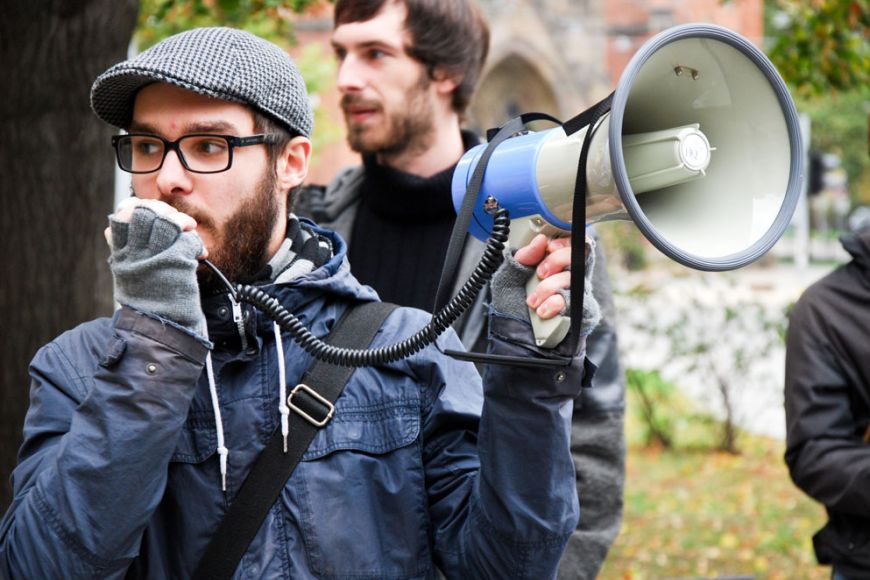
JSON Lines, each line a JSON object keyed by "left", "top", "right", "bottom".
{"left": 367, "top": 49, "right": 386, "bottom": 60}
{"left": 193, "top": 138, "right": 228, "bottom": 155}
{"left": 134, "top": 140, "right": 161, "bottom": 156}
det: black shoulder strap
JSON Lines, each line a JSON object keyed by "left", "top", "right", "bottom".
{"left": 192, "top": 301, "right": 398, "bottom": 580}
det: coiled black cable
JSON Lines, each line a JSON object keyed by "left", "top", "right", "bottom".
{"left": 203, "top": 207, "right": 510, "bottom": 367}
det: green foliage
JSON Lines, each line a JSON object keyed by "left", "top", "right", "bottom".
{"left": 611, "top": 363, "right": 827, "bottom": 577}
{"left": 626, "top": 368, "right": 731, "bottom": 451}
{"left": 797, "top": 86, "right": 870, "bottom": 205}
{"left": 598, "top": 221, "right": 649, "bottom": 272}
{"left": 765, "top": 1, "right": 869, "bottom": 204}
{"left": 137, "top": 0, "right": 324, "bottom": 49}
{"left": 626, "top": 369, "right": 677, "bottom": 448}
{"left": 294, "top": 43, "right": 340, "bottom": 160}
{"left": 617, "top": 276, "right": 787, "bottom": 454}
{"left": 765, "top": 0, "right": 869, "bottom": 97}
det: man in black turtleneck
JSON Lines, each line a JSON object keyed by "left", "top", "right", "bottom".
{"left": 347, "top": 132, "right": 479, "bottom": 310}
{"left": 296, "top": 2, "right": 627, "bottom": 577}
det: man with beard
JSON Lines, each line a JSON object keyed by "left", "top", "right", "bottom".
{"left": 0, "top": 27, "right": 598, "bottom": 579}
{"left": 295, "top": 1, "right": 626, "bottom": 577}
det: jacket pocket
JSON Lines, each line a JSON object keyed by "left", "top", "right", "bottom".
{"left": 294, "top": 398, "right": 432, "bottom": 579}
{"left": 170, "top": 411, "right": 216, "bottom": 463}
{"left": 813, "top": 515, "right": 870, "bottom": 568}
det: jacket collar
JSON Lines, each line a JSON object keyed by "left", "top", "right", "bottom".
{"left": 202, "top": 221, "right": 379, "bottom": 348}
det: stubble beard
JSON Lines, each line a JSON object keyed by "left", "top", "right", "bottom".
{"left": 344, "top": 72, "right": 437, "bottom": 160}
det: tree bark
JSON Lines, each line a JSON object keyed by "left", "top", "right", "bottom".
{"left": 0, "top": 0, "right": 138, "bottom": 510}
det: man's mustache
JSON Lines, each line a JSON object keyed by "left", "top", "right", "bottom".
{"left": 340, "top": 94, "right": 381, "bottom": 113}
{"left": 161, "top": 197, "right": 215, "bottom": 230}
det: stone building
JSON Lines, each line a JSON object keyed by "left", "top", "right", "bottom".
{"left": 295, "top": 0, "right": 762, "bottom": 184}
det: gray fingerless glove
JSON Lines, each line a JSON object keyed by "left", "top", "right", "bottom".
{"left": 109, "top": 206, "right": 205, "bottom": 332}
{"left": 490, "top": 237, "right": 600, "bottom": 336}
{"left": 557, "top": 238, "right": 600, "bottom": 336}
{"left": 490, "top": 251, "right": 537, "bottom": 321}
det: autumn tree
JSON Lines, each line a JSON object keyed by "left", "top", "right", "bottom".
{"left": 766, "top": 0, "right": 868, "bottom": 96}
{"left": 765, "top": 0, "right": 870, "bottom": 202}
{"left": 0, "top": 0, "right": 139, "bottom": 511}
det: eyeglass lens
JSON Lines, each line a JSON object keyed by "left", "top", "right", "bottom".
{"left": 117, "top": 135, "right": 232, "bottom": 173}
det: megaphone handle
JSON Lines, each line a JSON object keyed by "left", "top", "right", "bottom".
{"left": 509, "top": 217, "right": 573, "bottom": 349}
{"left": 526, "top": 276, "right": 573, "bottom": 348}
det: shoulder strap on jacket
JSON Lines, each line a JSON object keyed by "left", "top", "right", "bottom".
{"left": 191, "top": 301, "right": 398, "bottom": 580}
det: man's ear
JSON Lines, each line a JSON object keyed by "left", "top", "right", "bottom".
{"left": 276, "top": 136, "right": 312, "bottom": 192}
{"left": 431, "top": 66, "right": 460, "bottom": 97}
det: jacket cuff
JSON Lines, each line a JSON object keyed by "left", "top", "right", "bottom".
{"left": 485, "top": 311, "right": 590, "bottom": 399}
{"left": 114, "top": 307, "right": 211, "bottom": 363}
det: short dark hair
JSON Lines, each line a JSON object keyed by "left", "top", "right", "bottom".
{"left": 334, "top": 0, "right": 490, "bottom": 115}
{"left": 253, "top": 110, "right": 295, "bottom": 167}
{"left": 253, "top": 110, "right": 301, "bottom": 203}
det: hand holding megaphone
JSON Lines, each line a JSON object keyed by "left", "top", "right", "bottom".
{"left": 452, "top": 23, "right": 803, "bottom": 348}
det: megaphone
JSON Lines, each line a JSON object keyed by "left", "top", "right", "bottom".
{"left": 452, "top": 24, "right": 803, "bottom": 346}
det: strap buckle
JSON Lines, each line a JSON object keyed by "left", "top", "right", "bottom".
{"left": 287, "top": 384, "right": 335, "bottom": 427}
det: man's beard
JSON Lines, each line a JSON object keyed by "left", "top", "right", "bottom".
{"left": 342, "top": 72, "right": 436, "bottom": 158}
{"left": 165, "top": 170, "right": 281, "bottom": 293}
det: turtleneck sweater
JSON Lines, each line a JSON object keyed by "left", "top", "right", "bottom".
{"left": 348, "top": 132, "right": 478, "bottom": 311}
{"left": 349, "top": 156, "right": 456, "bottom": 311}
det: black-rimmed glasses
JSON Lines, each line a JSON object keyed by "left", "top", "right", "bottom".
{"left": 111, "top": 133, "right": 278, "bottom": 174}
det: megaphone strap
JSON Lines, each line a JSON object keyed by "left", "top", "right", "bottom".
{"left": 434, "top": 112, "right": 564, "bottom": 315}
{"left": 562, "top": 92, "right": 615, "bottom": 137}
{"left": 566, "top": 92, "right": 614, "bottom": 355}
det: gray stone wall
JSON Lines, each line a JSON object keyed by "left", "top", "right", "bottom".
{"left": 469, "top": 0, "right": 611, "bottom": 131}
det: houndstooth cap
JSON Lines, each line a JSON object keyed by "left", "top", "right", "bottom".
{"left": 91, "top": 27, "right": 313, "bottom": 137}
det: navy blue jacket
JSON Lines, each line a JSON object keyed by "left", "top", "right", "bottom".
{"left": 0, "top": 225, "right": 586, "bottom": 579}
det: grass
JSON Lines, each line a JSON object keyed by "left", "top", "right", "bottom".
{"left": 596, "top": 390, "right": 829, "bottom": 579}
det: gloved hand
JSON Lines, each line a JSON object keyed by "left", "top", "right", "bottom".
{"left": 491, "top": 234, "right": 600, "bottom": 337}
{"left": 108, "top": 200, "right": 206, "bottom": 332}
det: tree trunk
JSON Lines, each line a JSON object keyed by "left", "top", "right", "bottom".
{"left": 715, "top": 372, "right": 739, "bottom": 455}
{"left": 0, "top": 0, "right": 138, "bottom": 510}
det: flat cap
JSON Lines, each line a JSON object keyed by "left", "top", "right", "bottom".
{"left": 91, "top": 27, "right": 313, "bottom": 137}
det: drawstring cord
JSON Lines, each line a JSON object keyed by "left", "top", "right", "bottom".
{"left": 201, "top": 318, "right": 291, "bottom": 493}
{"left": 203, "top": 324, "right": 229, "bottom": 492}
{"left": 274, "top": 322, "right": 290, "bottom": 453}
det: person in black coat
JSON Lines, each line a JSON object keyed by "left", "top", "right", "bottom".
{"left": 785, "top": 211, "right": 870, "bottom": 580}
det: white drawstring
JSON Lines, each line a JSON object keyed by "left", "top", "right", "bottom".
{"left": 274, "top": 322, "right": 290, "bottom": 453}
{"left": 205, "top": 352, "right": 229, "bottom": 492}
{"left": 203, "top": 323, "right": 229, "bottom": 492}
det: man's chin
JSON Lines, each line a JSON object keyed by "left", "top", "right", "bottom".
{"left": 348, "top": 132, "right": 389, "bottom": 155}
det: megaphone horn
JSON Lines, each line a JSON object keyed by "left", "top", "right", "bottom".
{"left": 451, "top": 23, "right": 803, "bottom": 346}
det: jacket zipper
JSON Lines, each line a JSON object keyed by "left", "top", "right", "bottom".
{"left": 228, "top": 295, "right": 250, "bottom": 352}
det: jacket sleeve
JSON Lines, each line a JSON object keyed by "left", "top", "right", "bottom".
{"left": 0, "top": 308, "right": 208, "bottom": 579}
{"left": 420, "top": 313, "right": 585, "bottom": 579}
{"left": 784, "top": 290, "right": 870, "bottom": 515}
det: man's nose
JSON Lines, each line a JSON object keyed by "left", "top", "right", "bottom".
{"left": 336, "top": 56, "right": 365, "bottom": 93}
{"left": 155, "top": 149, "right": 193, "bottom": 195}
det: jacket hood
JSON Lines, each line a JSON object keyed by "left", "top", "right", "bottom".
{"left": 273, "top": 218, "right": 379, "bottom": 302}
{"left": 839, "top": 230, "right": 870, "bottom": 273}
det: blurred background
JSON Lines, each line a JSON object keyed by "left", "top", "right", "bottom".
{"left": 2, "top": 0, "right": 867, "bottom": 577}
